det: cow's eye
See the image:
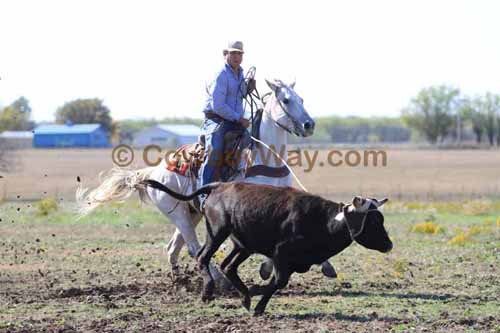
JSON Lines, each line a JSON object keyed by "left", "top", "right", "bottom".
{"left": 283, "top": 98, "right": 289, "bottom": 104}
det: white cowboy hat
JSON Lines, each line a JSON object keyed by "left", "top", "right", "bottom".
{"left": 224, "top": 41, "right": 244, "bottom": 53}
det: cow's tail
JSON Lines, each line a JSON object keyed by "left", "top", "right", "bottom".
{"left": 141, "top": 179, "right": 221, "bottom": 201}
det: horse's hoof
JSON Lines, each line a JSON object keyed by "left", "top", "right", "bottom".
{"left": 321, "top": 264, "right": 338, "bottom": 279}
{"left": 259, "top": 262, "right": 272, "bottom": 280}
{"left": 170, "top": 265, "right": 180, "bottom": 275}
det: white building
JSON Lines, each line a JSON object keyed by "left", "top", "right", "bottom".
{"left": 0, "top": 131, "right": 34, "bottom": 149}
{"left": 133, "top": 124, "right": 201, "bottom": 148}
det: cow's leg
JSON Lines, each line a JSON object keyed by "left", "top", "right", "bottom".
{"left": 220, "top": 246, "right": 251, "bottom": 310}
{"left": 197, "top": 218, "right": 231, "bottom": 302}
{"left": 259, "top": 258, "right": 274, "bottom": 280}
{"left": 220, "top": 245, "right": 240, "bottom": 272}
{"left": 253, "top": 260, "right": 291, "bottom": 316}
{"left": 262, "top": 259, "right": 337, "bottom": 279}
{"left": 320, "top": 260, "right": 337, "bottom": 278}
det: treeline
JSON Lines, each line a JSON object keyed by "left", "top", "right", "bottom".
{"left": 402, "top": 86, "right": 500, "bottom": 146}
{"left": 310, "top": 116, "right": 410, "bottom": 144}
{"left": 2, "top": 85, "right": 500, "bottom": 147}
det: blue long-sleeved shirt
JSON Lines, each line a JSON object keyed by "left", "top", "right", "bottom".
{"left": 203, "top": 63, "right": 245, "bottom": 122}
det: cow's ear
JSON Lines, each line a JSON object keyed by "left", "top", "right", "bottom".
{"left": 352, "top": 196, "right": 363, "bottom": 210}
{"left": 343, "top": 205, "right": 365, "bottom": 238}
{"left": 377, "top": 198, "right": 389, "bottom": 207}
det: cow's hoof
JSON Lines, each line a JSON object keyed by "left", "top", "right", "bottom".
{"left": 259, "top": 262, "right": 272, "bottom": 280}
{"left": 253, "top": 309, "right": 265, "bottom": 317}
{"left": 321, "top": 263, "right": 337, "bottom": 279}
{"left": 217, "top": 277, "right": 233, "bottom": 292}
{"left": 242, "top": 295, "right": 251, "bottom": 311}
{"left": 249, "top": 285, "right": 265, "bottom": 296}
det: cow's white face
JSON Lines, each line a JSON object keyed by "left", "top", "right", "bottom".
{"left": 334, "top": 196, "right": 388, "bottom": 222}
{"left": 351, "top": 196, "right": 388, "bottom": 212}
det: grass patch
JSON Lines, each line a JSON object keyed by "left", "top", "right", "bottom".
{"left": 35, "top": 197, "right": 58, "bottom": 216}
{"left": 411, "top": 221, "right": 444, "bottom": 235}
{"left": 386, "top": 199, "right": 500, "bottom": 216}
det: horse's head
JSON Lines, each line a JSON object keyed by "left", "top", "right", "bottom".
{"left": 265, "top": 79, "right": 315, "bottom": 137}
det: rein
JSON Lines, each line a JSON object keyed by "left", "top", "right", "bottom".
{"left": 335, "top": 208, "right": 381, "bottom": 241}
{"left": 234, "top": 71, "right": 308, "bottom": 189}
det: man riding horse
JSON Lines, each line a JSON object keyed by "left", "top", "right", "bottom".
{"left": 199, "top": 40, "right": 253, "bottom": 208}
{"left": 77, "top": 40, "right": 338, "bottom": 282}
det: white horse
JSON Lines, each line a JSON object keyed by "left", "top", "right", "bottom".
{"left": 77, "top": 78, "right": 337, "bottom": 283}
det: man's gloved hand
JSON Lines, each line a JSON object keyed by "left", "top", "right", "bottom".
{"left": 246, "top": 78, "right": 256, "bottom": 96}
{"left": 238, "top": 117, "right": 250, "bottom": 128}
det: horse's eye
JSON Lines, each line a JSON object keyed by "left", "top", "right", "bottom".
{"left": 283, "top": 98, "right": 289, "bottom": 104}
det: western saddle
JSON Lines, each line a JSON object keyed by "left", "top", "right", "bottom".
{"left": 165, "top": 129, "right": 249, "bottom": 181}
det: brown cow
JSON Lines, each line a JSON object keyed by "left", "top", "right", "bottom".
{"left": 141, "top": 180, "right": 393, "bottom": 316}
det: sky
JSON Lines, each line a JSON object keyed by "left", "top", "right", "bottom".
{"left": 1, "top": 0, "right": 500, "bottom": 122}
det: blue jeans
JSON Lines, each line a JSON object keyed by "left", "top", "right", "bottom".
{"left": 199, "top": 118, "right": 243, "bottom": 187}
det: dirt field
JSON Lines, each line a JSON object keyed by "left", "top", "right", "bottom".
{"left": 1, "top": 148, "right": 500, "bottom": 332}
{"left": 1, "top": 200, "right": 499, "bottom": 332}
{"left": 1, "top": 147, "right": 500, "bottom": 202}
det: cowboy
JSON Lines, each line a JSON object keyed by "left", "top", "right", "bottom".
{"left": 199, "top": 41, "right": 251, "bottom": 206}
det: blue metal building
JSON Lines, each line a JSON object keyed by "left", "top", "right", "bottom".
{"left": 33, "top": 123, "right": 110, "bottom": 148}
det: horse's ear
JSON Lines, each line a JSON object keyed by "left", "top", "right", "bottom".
{"left": 290, "top": 79, "right": 296, "bottom": 89}
{"left": 265, "top": 79, "right": 279, "bottom": 93}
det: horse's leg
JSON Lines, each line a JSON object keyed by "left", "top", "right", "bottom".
{"left": 164, "top": 228, "right": 184, "bottom": 273}
{"left": 160, "top": 204, "right": 225, "bottom": 283}
{"left": 146, "top": 168, "right": 223, "bottom": 280}
{"left": 164, "top": 208, "right": 202, "bottom": 273}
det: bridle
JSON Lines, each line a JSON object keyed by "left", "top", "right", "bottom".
{"left": 267, "top": 85, "right": 304, "bottom": 136}
{"left": 239, "top": 67, "right": 263, "bottom": 148}
{"left": 239, "top": 69, "right": 305, "bottom": 142}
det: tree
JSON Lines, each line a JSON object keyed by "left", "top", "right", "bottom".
{"left": 55, "top": 98, "right": 113, "bottom": 133}
{"left": 401, "top": 86, "right": 459, "bottom": 144}
{"left": 480, "top": 93, "right": 500, "bottom": 146}
{"left": 497, "top": 116, "right": 500, "bottom": 146}
{"left": 459, "top": 97, "right": 485, "bottom": 144}
{"left": 0, "top": 97, "right": 33, "bottom": 132}
{"left": 10, "top": 96, "right": 32, "bottom": 114}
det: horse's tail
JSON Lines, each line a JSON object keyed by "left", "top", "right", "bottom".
{"left": 141, "top": 179, "right": 221, "bottom": 202}
{"left": 76, "top": 166, "right": 156, "bottom": 217}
